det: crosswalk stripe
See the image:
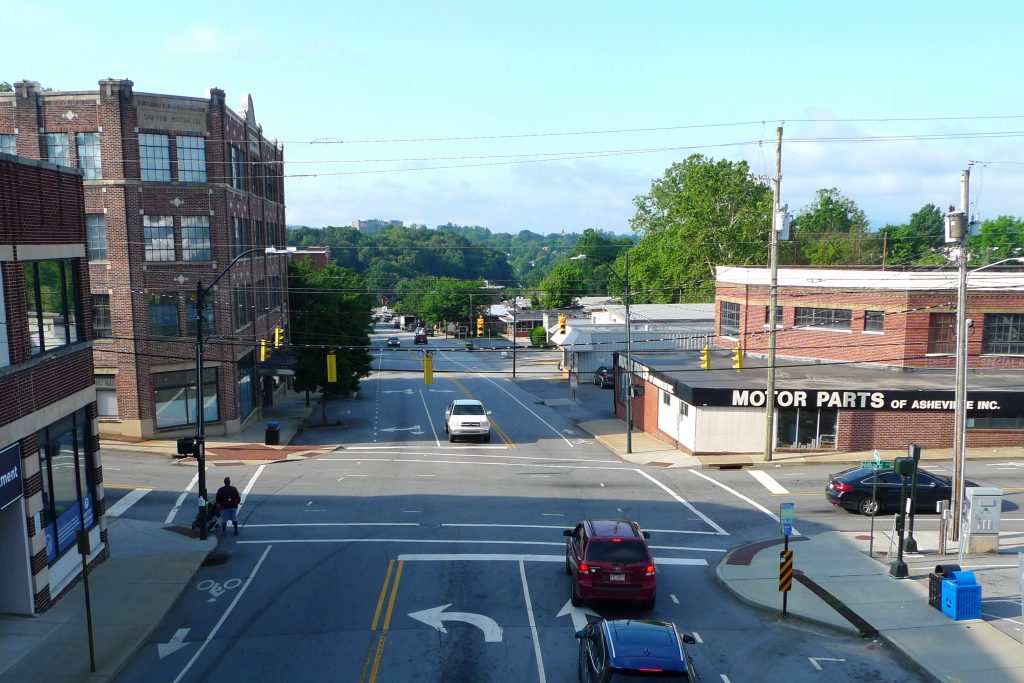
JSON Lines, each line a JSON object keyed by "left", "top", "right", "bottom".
{"left": 749, "top": 470, "right": 789, "bottom": 495}
{"left": 105, "top": 488, "right": 151, "bottom": 517}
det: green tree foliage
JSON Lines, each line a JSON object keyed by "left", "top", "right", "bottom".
{"left": 790, "top": 188, "right": 879, "bottom": 265}
{"left": 537, "top": 260, "right": 586, "bottom": 309}
{"left": 627, "top": 154, "right": 772, "bottom": 302}
{"left": 878, "top": 204, "right": 947, "bottom": 265}
{"left": 530, "top": 326, "right": 547, "bottom": 347}
{"left": 972, "top": 215, "right": 1024, "bottom": 263}
{"left": 289, "top": 260, "right": 373, "bottom": 397}
{"left": 0, "top": 82, "right": 12, "bottom": 92}
{"left": 394, "top": 276, "right": 485, "bottom": 326}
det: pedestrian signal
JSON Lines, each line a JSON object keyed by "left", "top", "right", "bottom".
{"left": 699, "top": 346, "right": 711, "bottom": 371}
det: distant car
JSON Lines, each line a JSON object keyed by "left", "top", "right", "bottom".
{"left": 444, "top": 399, "right": 491, "bottom": 443}
{"left": 564, "top": 519, "right": 656, "bottom": 609}
{"left": 593, "top": 366, "right": 614, "bottom": 388}
{"left": 414, "top": 332, "right": 428, "bottom": 344}
{"left": 425, "top": 327, "right": 435, "bottom": 337}
{"left": 393, "top": 321, "right": 400, "bottom": 329}
{"left": 577, "top": 618, "right": 698, "bottom": 682}
{"left": 826, "top": 466, "right": 976, "bottom": 515}
{"left": 386, "top": 336, "right": 401, "bottom": 348}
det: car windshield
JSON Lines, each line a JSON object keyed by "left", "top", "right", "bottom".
{"left": 453, "top": 404, "right": 485, "bottom": 415}
{"left": 609, "top": 671, "right": 688, "bottom": 681}
{"left": 585, "top": 540, "right": 648, "bottom": 563}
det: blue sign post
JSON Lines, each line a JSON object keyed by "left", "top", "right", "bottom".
{"left": 0, "top": 443, "right": 23, "bottom": 512}
{"left": 780, "top": 502, "right": 794, "bottom": 537}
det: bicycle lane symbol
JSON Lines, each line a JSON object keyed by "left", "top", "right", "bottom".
{"left": 197, "top": 578, "right": 242, "bottom": 603}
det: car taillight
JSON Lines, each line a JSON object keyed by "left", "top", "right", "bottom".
{"left": 638, "top": 669, "right": 663, "bottom": 673}
{"left": 579, "top": 562, "right": 590, "bottom": 573}
{"left": 645, "top": 564, "right": 656, "bottom": 576}
{"left": 832, "top": 481, "right": 853, "bottom": 492}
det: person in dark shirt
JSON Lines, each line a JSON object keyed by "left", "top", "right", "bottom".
{"left": 215, "top": 477, "right": 242, "bottom": 536}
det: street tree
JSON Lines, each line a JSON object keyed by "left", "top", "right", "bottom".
{"left": 972, "top": 215, "right": 1024, "bottom": 263}
{"left": 537, "top": 260, "right": 585, "bottom": 309}
{"left": 791, "top": 188, "right": 877, "bottom": 265}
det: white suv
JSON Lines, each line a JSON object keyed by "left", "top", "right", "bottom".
{"left": 444, "top": 399, "right": 491, "bottom": 443}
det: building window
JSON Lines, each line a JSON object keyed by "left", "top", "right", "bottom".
{"left": 154, "top": 368, "right": 218, "bottom": 429}
{"left": 864, "top": 310, "right": 885, "bottom": 333}
{"left": 927, "top": 312, "right": 956, "bottom": 354}
{"left": 185, "top": 293, "right": 215, "bottom": 337}
{"left": 982, "top": 313, "right": 1024, "bottom": 355}
{"left": 147, "top": 292, "right": 179, "bottom": 337}
{"left": 777, "top": 407, "right": 837, "bottom": 450}
{"left": 95, "top": 374, "right": 118, "bottom": 417}
{"left": 139, "top": 133, "right": 170, "bottom": 181}
{"left": 24, "top": 259, "right": 81, "bottom": 355}
{"left": 86, "top": 214, "right": 108, "bottom": 260}
{"left": 238, "top": 351, "right": 255, "bottom": 421}
{"left": 795, "top": 307, "right": 852, "bottom": 330}
{"left": 230, "top": 146, "right": 246, "bottom": 190}
{"left": 253, "top": 219, "right": 264, "bottom": 248}
{"left": 662, "top": 391, "right": 671, "bottom": 406}
{"left": 143, "top": 215, "right": 175, "bottom": 261}
{"left": 181, "top": 216, "right": 211, "bottom": 261}
{"left": 176, "top": 135, "right": 207, "bottom": 182}
{"left": 233, "top": 217, "right": 251, "bottom": 258}
{"left": 45, "top": 133, "right": 70, "bottom": 166}
{"left": 75, "top": 132, "right": 101, "bottom": 179}
{"left": 235, "top": 289, "right": 253, "bottom": 329}
{"left": 763, "top": 305, "right": 783, "bottom": 328}
{"left": 91, "top": 294, "right": 112, "bottom": 339}
{"left": 0, "top": 133, "right": 15, "bottom": 155}
{"left": 968, "top": 415, "right": 1024, "bottom": 430}
{"left": 269, "top": 275, "right": 282, "bottom": 310}
{"left": 679, "top": 401, "right": 689, "bottom": 417}
{"left": 36, "top": 408, "right": 96, "bottom": 564}
{"left": 720, "top": 301, "right": 740, "bottom": 336}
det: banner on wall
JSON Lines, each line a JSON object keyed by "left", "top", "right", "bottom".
{"left": 0, "top": 443, "right": 22, "bottom": 512}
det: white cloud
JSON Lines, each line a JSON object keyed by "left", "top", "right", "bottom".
{"left": 163, "top": 24, "right": 265, "bottom": 58}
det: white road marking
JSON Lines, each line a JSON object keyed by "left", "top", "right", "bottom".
{"left": 106, "top": 488, "right": 151, "bottom": 517}
{"left": 600, "top": 483, "right": 605, "bottom": 487}
{"left": 749, "top": 470, "right": 789, "bottom": 495}
{"left": 721, "top": 676, "right": 732, "bottom": 683}
{"left": 238, "top": 465, "right": 264, "bottom": 511}
{"left": 157, "top": 628, "right": 191, "bottom": 659}
{"left": 417, "top": 474, "right": 437, "bottom": 477}
{"left": 541, "top": 514, "right": 564, "bottom": 517}
{"left": 334, "top": 450, "right": 616, "bottom": 462}
{"left": 403, "top": 510, "right": 422, "bottom": 513}
{"left": 520, "top": 560, "right": 546, "bottom": 683}
{"left": 648, "top": 545, "right": 726, "bottom": 553}
{"left": 808, "top": 657, "right": 846, "bottom": 671}
{"left": 408, "top": 604, "right": 503, "bottom": 642}
{"left": 399, "top": 553, "right": 564, "bottom": 562}
{"left": 418, "top": 388, "right": 441, "bottom": 447}
{"left": 173, "top": 545, "right": 272, "bottom": 683}
{"left": 689, "top": 469, "right": 799, "bottom": 535}
{"left": 635, "top": 469, "right": 728, "bottom": 535}
{"left": 670, "top": 594, "right": 679, "bottom": 604}
{"left": 245, "top": 522, "right": 420, "bottom": 528}
{"left": 306, "top": 501, "right": 313, "bottom": 506}
{"left": 691, "top": 631, "right": 703, "bottom": 643}
{"left": 165, "top": 473, "right": 199, "bottom": 524}
{"left": 444, "top": 523, "right": 718, "bottom": 536}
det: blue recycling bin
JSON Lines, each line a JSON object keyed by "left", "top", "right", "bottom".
{"left": 940, "top": 570, "right": 982, "bottom": 621}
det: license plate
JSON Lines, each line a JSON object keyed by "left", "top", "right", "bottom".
{"left": 609, "top": 573, "right": 625, "bottom": 582}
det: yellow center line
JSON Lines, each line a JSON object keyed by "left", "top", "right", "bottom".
{"left": 368, "top": 560, "right": 404, "bottom": 682}
{"left": 370, "top": 559, "right": 395, "bottom": 631}
{"left": 449, "top": 377, "right": 516, "bottom": 449}
{"left": 104, "top": 484, "right": 153, "bottom": 490}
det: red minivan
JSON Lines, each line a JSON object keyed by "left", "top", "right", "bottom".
{"left": 564, "top": 519, "right": 656, "bottom": 609}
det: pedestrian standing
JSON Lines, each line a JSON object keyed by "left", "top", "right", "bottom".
{"left": 216, "top": 476, "right": 242, "bottom": 536}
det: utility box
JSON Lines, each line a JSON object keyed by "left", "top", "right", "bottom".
{"left": 964, "top": 487, "right": 1002, "bottom": 553}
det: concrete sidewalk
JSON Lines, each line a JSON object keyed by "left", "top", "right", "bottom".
{"left": 0, "top": 518, "right": 216, "bottom": 683}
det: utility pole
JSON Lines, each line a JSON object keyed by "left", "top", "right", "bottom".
{"left": 624, "top": 250, "right": 633, "bottom": 454}
{"left": 951, "top": 167, "right": 970, "bottom": 541}
{"left": 763, "top": 126, "right": 783, "bottom": 462}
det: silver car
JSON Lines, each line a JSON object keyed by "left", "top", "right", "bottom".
{"left": 444, "top": 399, "right": 492, "bottom": 443}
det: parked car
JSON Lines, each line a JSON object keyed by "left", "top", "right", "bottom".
{"left": 444, "top": 399, "right": 491, "bottom": 442}
{"left": 425, "top": 327, "right": 435, "bottom": 337}
{"left": 564, "top": 519, "right": 656, "bottom": 609}
{"left": 386, "top": 336, "right": 401, "bottom": 348}
{"left": 576, "top": 618, "right": 698, "bottom": 682}
{"left": 826, "top": 466, "right": 975, "bottom": 515}
{"left": 593, "top": 366, "right": 614, "bottom": 388}
{"left": 414, "top": 332, "right": 428, "bottom": 344}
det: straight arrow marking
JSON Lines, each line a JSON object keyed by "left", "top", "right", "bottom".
{"left": 157, "top": 628, "right": 191, "bottom": 659}
{"left": 556, "top": 599, "right": 602, "bottom": 631}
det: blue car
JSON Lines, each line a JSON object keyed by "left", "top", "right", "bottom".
{"left": 577, "top": 619, "right": 698, "bottom": 681}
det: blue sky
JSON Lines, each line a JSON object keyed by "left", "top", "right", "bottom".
{"left": 7, "top": 1, "right": 1024, "bottom": 234}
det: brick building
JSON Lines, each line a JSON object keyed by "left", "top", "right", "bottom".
{"left": 614, "top": 267, "right": 1024, "bottom": 455}
{"left": 0, "top": 153, "right": 105, "bottom": 613}
{"left": 0, "top": 79, "right": 289, "bottom": 440}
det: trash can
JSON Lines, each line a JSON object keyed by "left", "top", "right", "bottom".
{"left": 941, "top": 570, "right": 982, "bottom": 620}
{"left": 265, "top": 421, "right": 280, "bottom": 446}
{"left": 928, "top": 563, "right": 961, "bottom": 610}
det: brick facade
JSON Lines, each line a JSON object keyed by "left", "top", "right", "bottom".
{"left": 0, "top": 79, "right": 289, "bottom": 439}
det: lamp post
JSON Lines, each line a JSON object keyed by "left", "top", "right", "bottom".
{"left": 191, "top": 246, "right": 310, "bottom": 540}
{"left": 571, "top": 251, "right": 633, "bottom": 453}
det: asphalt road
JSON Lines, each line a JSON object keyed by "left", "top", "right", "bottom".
{"left": 102, "top": 326, "right": 1024, "bottom": 682}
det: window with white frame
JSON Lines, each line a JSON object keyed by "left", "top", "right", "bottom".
{"left": 143, "top": 215, "right": 175, "bottom": 261}
{"left": 75, "top": 132, "right": 101, "bottom": 179}
{"left": 139, "top": 133, "right": 170, "bottom": 181}
{"left": 679, "top": 401, "right": 689, "bottom": 416}
{"left": 662, "top": 390, "right": 671, "bottom": 406}
{"left": 864, "top": 310, "right": 885, "bottom": 333}
{"left": 795, "top": 307, "right": 852, "bottom": 330}
{"left": 983, "top": 313, "right": 1024, "bottom": 355}
{"left": 46, "top": 133, "right": 70, "bottom": 167}
{"left": 85, "top": 214, "right": 108, "bottom": 260}
{"left": 0, "top": 133, "right": 16, "bottom": 155}
{"left": 176, "top": 135, "right": 207, "bottom": 183}
{"left": 181, "top": 216, "right": 211, "bottom": 261}
{"left": 720, "top": 301, "right": 740, "bottom": 336}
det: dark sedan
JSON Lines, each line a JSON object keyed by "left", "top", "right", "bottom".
{"left": 386, "top": 336, "right": 401, "bottom": 348}
{"left": 593, "top": 366, "right": 614, "bottom": 388}
{"left": 826, "top": 466, "right": 973, "bottom": 515}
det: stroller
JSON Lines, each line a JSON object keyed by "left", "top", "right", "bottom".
{"left": 191, "top": 501, "right": 221, "bottom": 536}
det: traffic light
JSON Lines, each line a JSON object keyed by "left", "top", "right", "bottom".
{"left": 559, "top": 314, "right": 567, "bottom": 335}
{"left": 423, "top": 353, "right": 433, "bottom": 385}
{"left": 699, "top": 346, "right": 711, "bottom": 371}
{"left": 260, "top": 338, "right": 270, "bottom": 362}
{"left": 731, "top": 343, "right": 743, "bottom": 372}
{"left": 326, "top": 351, "right": 337, "bottom": 383}
{"left": 476, "top": 316, "right": 484, "bottom": 338}
{"left": 273, "top": 325, "right": 284, "bottom": 347}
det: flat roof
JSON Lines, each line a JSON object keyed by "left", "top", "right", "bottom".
{"left": 717, "top": 266, "right": 1024, "bottom": 292}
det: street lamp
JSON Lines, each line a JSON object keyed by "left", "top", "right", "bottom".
{"left": 571, "top": 252, "right": 633, "bottom": 454}
{"left": 950, "top": 254, "right": 1024, "bottom": 544}
{"left": 191, "top": 246, "right": 314, "bottom": 539}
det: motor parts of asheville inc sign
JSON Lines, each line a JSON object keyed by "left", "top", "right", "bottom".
{"left": 693, "top": 388, "right": 1020, "bottom": 413}
{"left": 0, "top": 443, "right": 23, "bottom": 512}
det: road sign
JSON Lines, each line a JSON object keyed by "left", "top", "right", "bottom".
{"left": 779, "top": 549, "right": 793, "bottom": 592}
{"left": 779, "top": 502, "right": 794, "bottom": 537}
{"left": 861, "top": 460, "right": 893, "bottom": 471}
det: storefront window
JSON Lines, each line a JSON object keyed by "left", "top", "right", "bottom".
{"left": 777, "top": 407, "right": 837, "bottom": 449}
{"left": 36, "top": 408, "right": 95, "bottom": 564}
{"left": 154, "top": 368, "right": 218, "bottom": 428}
{"left": 238, "top": 352, "right": 255, "bottom": 421}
